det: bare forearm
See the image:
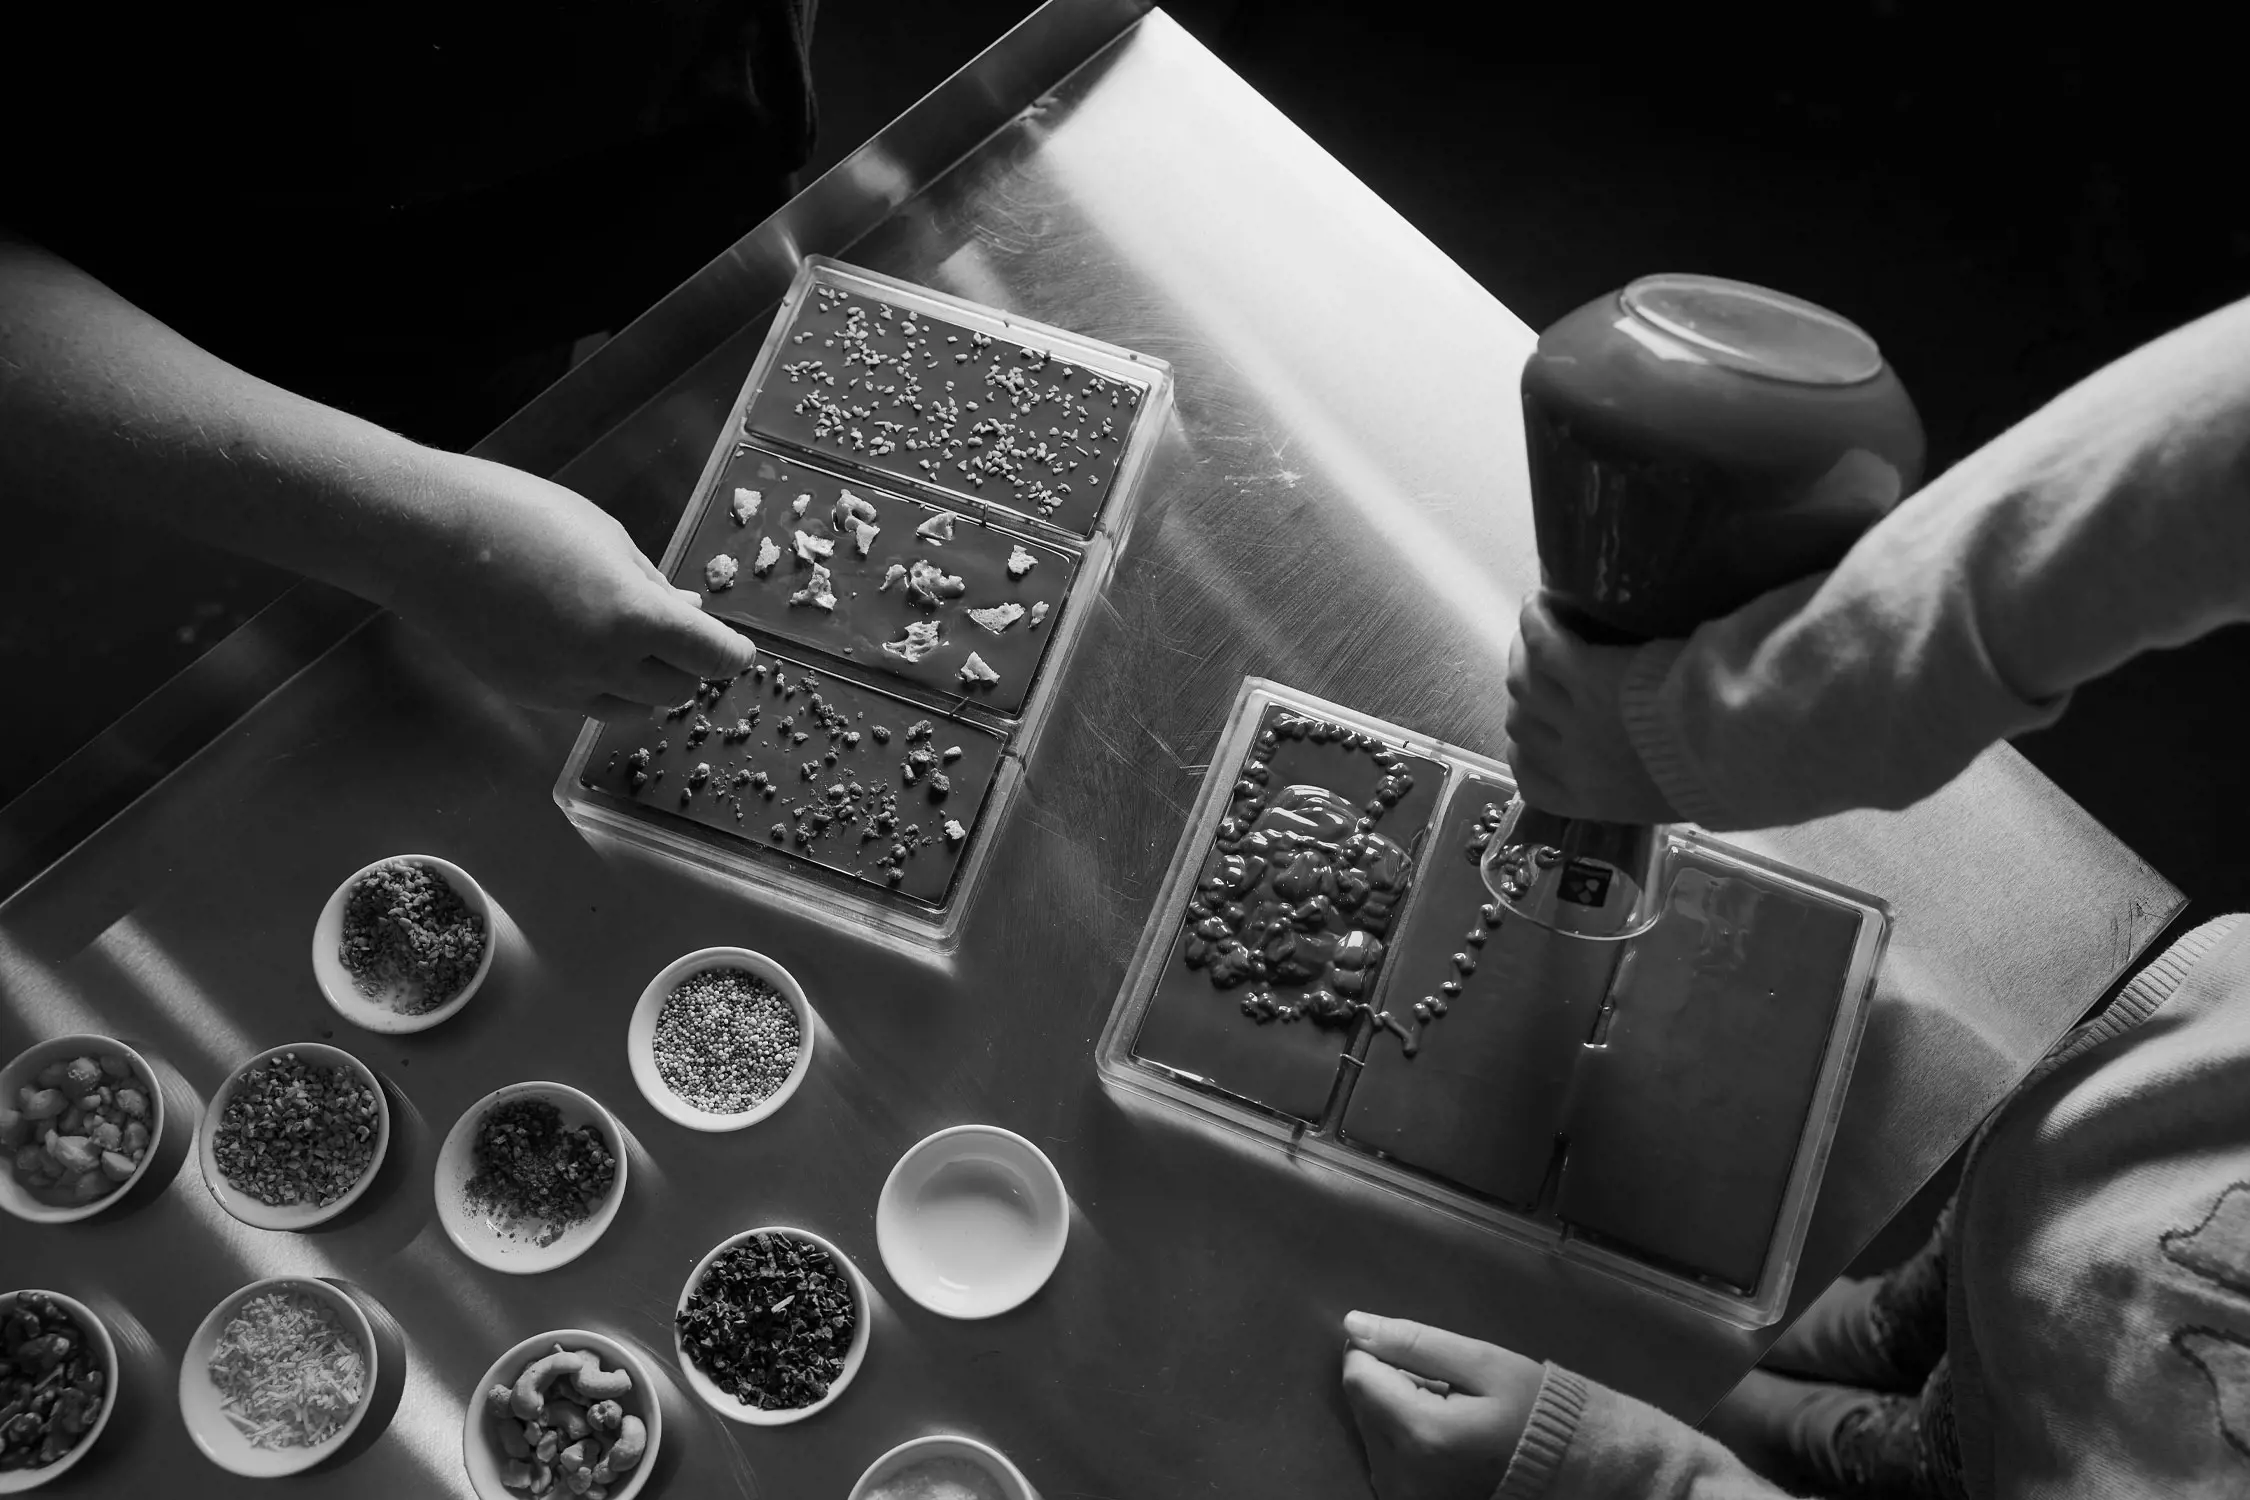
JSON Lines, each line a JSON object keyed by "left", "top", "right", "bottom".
{"left": 0, "top": 234, "right": 446, "bottom": 609}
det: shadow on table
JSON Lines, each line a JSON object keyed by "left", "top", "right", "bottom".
{"left": 30, "top": 1293, "right": 168, "bottom": 1495}
{"left": 312, "top": 1278, "right": 409, "bottom": 1473}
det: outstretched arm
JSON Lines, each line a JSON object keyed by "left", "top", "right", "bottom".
{"left": 1505, "top": 292, "right": 2250, "bottom": 830}
{"left": 0, "top": 234, "right": 753, "bottom": 718}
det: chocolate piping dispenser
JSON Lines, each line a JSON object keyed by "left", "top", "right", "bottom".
{"left": 1483, "top": 274, "right": 1926, "bottom": 940}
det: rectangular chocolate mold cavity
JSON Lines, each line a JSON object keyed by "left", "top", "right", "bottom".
{"left": 672, "top": 445, "right": 1078, "bottom": 717}
{"left": 742, "top": 278, "right": 1145, "bottom": 539}
{"left": 576, "top": 655, "right": 1006, "bottom": 909}
{"left": 1130, "top": 704, "right": 1446, "bottom": 1123}
{"left": 1550, "top": 854, "right": 1865, "bottom": 1292}
{"left": 1340, "top": 780, "right": 1621, "bottom": 1209}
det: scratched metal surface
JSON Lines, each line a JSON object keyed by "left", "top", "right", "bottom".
{"left": 0, "top": 11, "right": 2183, "bottom": 1499}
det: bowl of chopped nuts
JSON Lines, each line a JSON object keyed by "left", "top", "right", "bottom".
{"left": 0, "top": 1290, "right": 119, "bottom": 1492}
{"left": 0, "top": 1035, "right": 166, "bottom": 1225}
{"left": 198, "top": 1043, "right": 390, "bottom": 1231}
{"left": 627, "top": 948, "right": 816, "bottom": 1133}
{"left": 462, "top": 1328, "right": 662, "bottom": 1500}
{"left": 313, "top": 854, "right": 496, "bottom": 1035}
{"left": 179, "top": 1276, "right": 378, "bottom": 1478}
{"left": 674, "top": 1226, "right": 871, "bottom": 1426}
{"left": 437, "top": 1083, "right": 629, "bottom": 1275}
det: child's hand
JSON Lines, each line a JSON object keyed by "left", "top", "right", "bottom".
{"left": 1340, "top": 1311, "right": 1543, "bottom": 1500}
{"left": 384, "top": 449, "right": 756, "bottom": 720}
{"left": 1503, "top": 594, "right": 1678, "bottom": 824}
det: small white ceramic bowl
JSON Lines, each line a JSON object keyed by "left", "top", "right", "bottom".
{"left": 313, "top": 855, "right": 497, "bottom": 1034}
{"left": 436, "top": 1082, "right": 628, "bottom": 1275}
{"left": 199, "top": 1043, "right": 390, "bottom": 1231}
{"left": 849, "top": 1434, "right": 1040, "bottom": 1500}
{"left": 461, "top": 1328, "right": 662, "bottom": 1500}
{"left": 876, "top": 1126, "right": 1068, "bottom": 1320}
{"left": 178, "top": 1276, "right": 380, "bottom": 1478}
{"left": 0, "top": 1035, "right": 166, "bottom": 1226}
{"left": 627, "top": 947, "right": 816, "bottom": 1132}
{"left": 0, "top": 1290, "right": 120, "bottom": 1493}
{"left": 674, "top": 1226, "right": 871, "bottom": 1426}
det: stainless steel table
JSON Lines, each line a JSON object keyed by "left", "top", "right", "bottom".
{"left": 0, "top": 5, "right": 2183, "bottom": 1495}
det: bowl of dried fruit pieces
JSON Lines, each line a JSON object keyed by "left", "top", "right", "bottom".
{"left": 0, "top": 1290, "right": 118, "bottom": 1492}
{"left": 0, "top": 1036, "right": 165, "bottom": 1225}
{"left": 198, "top": 1043, "right": 391, "bottom": 1231}
{"left": 313, "top": 854, "right": 497, "bottom": 1035}
{"left": 462, "top": 1328, "right": 661, "bottom": 1500}
{"left": 674, "top": 1226, "right": 870, "bottom": 1426}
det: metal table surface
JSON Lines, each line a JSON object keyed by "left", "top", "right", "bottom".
{"left": 0, "top": 6, "right": 2183, "bottom": 1497}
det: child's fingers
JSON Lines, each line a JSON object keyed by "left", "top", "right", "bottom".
{"left": 1341, "top": 1347, "right": 1444, "bottom": 1440}
{"left": 1343, "top": 1311, "right": 1512, "bottom": 1395}
{"left": 643, "top": 601, "right": 758, "bottom": 680}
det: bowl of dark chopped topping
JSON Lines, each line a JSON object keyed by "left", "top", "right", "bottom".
{"left": 438, "top": 1083, "right": 627, "bottom": 1275}
{"left": 313, "top": 855, "right": 495, "bottom": 1034}
{"left": 178, "top": 1276, "right": 376, "bottom": 1477}
{"left": 198, "top": 1043, "right": 389, "bottom": 1231}
{"left": 0, "top": 1035, "right": 165, "bottom": 1225}
{"left": 461, "top": 1328, "right": 662, "bottom": 1500}
{"left": 627, "top": 948, "right": 815, "bottom": 1133}
{"left": 675, "top": 1226, "right": 869, "bottom": 1426}
{"left": 0, "top": 1290, "right": 118, "bottom": 1491}
{"left": 848, "top": 1435, "right": 1038, "bottom": 1500}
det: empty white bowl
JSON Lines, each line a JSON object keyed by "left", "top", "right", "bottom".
{"left": 674, "top": 1227, "right": 871, "bottom": 1426}
{"left": 0, "top": 1035, "right": 166, "bottom": 1226}
{"left": 849, "top": 1435, "right": 1041, "bottom": 1500}
{"left": 627, "top": 947, "right": 815, "bottom": 1132}
{"left": 199, "top": 1043, "right": 390, "bottom": 1230}
{"left": 178, "top": 1276, "right": 379, "bottom": 1478}
{"left": 876, "top": 1126, "right": 1068, "bottom": 1320}
{"left": 462, "top": 1328, "right": 662, "bottom": 1500}
{"left": 436, "top": 1082, "right": 628, "bottom": 1274}
{"left": 0, "top": 1290, "right": 119, "bottom": 1492}
{"left": 313, "top": 855, "right": 497, "bottom": 1034}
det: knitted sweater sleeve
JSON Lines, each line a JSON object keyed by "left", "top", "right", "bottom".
{"left": 1492, "top": 1365, "right": 1798, "bottom": 1499}
{"left": 1618, "top": 293, "right": 2250, "bottom": 832}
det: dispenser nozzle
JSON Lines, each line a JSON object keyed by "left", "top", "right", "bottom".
{"left": 1479, "top": 795, "right": 1669, "bottom": 941}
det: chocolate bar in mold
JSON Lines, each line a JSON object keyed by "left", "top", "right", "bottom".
{"left": 1131, "top": 706, "right": 1445, "bottom": 1124}
{"left": 744, "top": 281, "right": 1144, "bottom": 538}
{"left": 1553, "top": 854, "right": 1864, "bottom": 1292}
{"left": 579, "top": 655, "right": 1006, "bottom": 908}
{"left": 677, "top": 447, "right": 1078, "bottom": 716}
{"left": 1339, "top": 781, "right": 1621, "bottom": 1209}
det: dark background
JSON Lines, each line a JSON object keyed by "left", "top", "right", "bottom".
{"left": 9, "top": 1, "right": 2247, "bottom": 938}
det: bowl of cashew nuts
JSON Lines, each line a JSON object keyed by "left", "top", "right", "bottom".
{"left": 462, "top": 1329, "right": 661, "bottom": 1500}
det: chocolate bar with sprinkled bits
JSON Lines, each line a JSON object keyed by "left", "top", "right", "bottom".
{"left": 745, "top": 282, "right": 1145, "bottom": 538}
{"left": 1130, "top": 707, "right": 1445, "bottom": 1124}
{"left": 579, "top": 655, "right": 1004, "bottom": 907}
{"left": 676, "top": 447, "right": 1077, "bottom": 716}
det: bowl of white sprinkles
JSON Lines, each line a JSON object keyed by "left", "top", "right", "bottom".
{"left": 627, "top": 948, "right": 815, "bottom": 1132}
{"left": 179, "top": 1276, "right": 378, "bottom": 1478}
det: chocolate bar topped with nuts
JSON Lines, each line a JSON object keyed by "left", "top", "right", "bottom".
{"left": 580, "top": 656, "right": 1005, "bottom": 907}
{"left": 674, "top": 448, "right": 1075, "bottom": 716}
{"left": 743, "top": 282, "right": 1145, "bottom": 538}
